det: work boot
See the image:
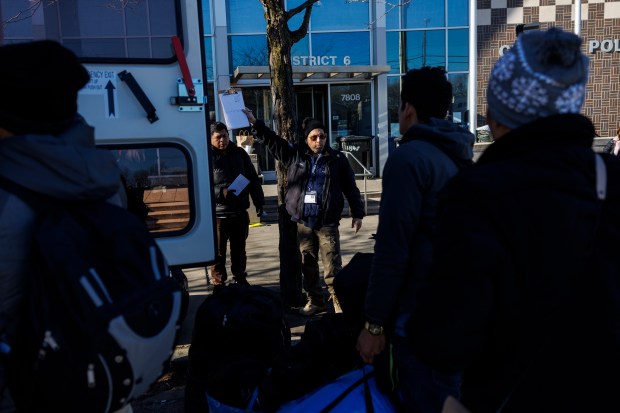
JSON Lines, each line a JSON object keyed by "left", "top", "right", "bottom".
{"left": 299, "top": 300, "right": 327, "bottom": 316}
{"left": 330, "top": 293, "right": 342, "bottom": 313}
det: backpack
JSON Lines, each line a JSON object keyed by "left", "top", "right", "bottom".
{"left": 185, "top": 283, "right": 291, "bottom": 412}
{"left": 0, "top": 176, "right": 183, "bottom": 413}
{"left": 258, "top": 313, "right": 361, "bottom": 412}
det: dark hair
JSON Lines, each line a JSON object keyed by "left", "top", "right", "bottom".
{"left": 210, "top": 122, "right": 228, "bottom": 136}
{"left": 0, "top": 40, "right": 90, "bottom": 135}
{"left": 400, "top": 67, "right": 452, "bottom": 123}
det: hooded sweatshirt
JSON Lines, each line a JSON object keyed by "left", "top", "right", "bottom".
{"left": 0, "top": 116, "right": 122, "bottom": 341}
{"left": 364, "top": 117, "right": 475, "bottom": 328}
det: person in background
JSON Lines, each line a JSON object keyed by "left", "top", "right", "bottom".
{"left": 209, "top": 122, "right": 264, "bottom": 287}
{"left": 243, "top": 111, "right": 364, "bottom": 316}
{"left": 602, "top": 126, "right": 620, "bottom": 156}
{"left": 355, "top": 67, "right": 475, "bottom": 412}
{"left": 409, "top": 27, "right": 620, "bottom": 412}
{"left": 0, "top": 41, "right": 127, "bottom": 412}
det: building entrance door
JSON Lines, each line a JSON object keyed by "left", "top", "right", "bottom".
{"left": 329, "top": 83, "right": 373, "bottom": 174}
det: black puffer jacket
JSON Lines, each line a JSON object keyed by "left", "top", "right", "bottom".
{"left": 211, "top": 142, "right": 264, "bottom": 217}
{"left": 409, "top": 114, "right": 620, "bottom": 412}
{"left": 251, "top": 120, "right": 364, "bottom": 225}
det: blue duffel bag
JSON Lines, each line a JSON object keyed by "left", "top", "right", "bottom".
{"left": 278, "top": 366, "right": 398, "bottom": 413}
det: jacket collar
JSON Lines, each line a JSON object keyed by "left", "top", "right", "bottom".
{"left": 478, "top": 114, "right": 595, "bottom": 165}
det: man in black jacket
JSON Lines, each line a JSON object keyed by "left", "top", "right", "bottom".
{"left": 356, "top": 67, "right": 474, "bottom": 412}
{"left": 409, "top": 28, "right": 620, "bottom": 412}
{"left": 209, "top": 122, "right": 264, "bottom": 286}
{"left": 243, "top": 111, "right": 364, "bottom": 316}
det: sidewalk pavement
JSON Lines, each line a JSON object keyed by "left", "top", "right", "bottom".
{"left": 132, "top": 177, "right": 382, "bottom": 412}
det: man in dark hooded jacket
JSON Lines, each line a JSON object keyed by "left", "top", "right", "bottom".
{"left": 0, "top": 41, "right": 125, "bottom": 412}
{"left": 356, "top": 67, "right": 475, "bottom": 412}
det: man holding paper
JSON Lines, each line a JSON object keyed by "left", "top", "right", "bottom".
{"left": 209, "top": 122, "right": 264, "bottom": 286}
{"left": 243, "top": 110, "right": 364, "bottom": 316}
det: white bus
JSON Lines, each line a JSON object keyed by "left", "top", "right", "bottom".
{"left": 2, "top": 0, "right": 217, "bottom": 269}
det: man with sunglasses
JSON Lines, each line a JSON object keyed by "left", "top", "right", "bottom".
{"left": 243, "top": 111, "right": 364, "bottom": 316}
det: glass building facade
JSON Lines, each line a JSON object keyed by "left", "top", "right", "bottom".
{"left": 0, "top": 0, "right": 473, "bottom": 178}
{"left": 203, "top": 0, "right": 472, "bottom": 178}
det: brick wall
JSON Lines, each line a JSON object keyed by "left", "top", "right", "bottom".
{"left": 476, "top": 0, "right": 620, "bottom": 138}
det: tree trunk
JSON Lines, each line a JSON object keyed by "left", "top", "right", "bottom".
{"left": 264, "top": 4, "right": 304, "bottom": 308}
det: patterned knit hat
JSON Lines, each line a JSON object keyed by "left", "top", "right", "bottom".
{"left": 487, "top": 27, "right": 589, "bottom": 130}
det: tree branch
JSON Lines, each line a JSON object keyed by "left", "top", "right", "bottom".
{"left": 2, "top": 0, "right": 50, "bottom": 29}
{"left": 288, "top": 0, "right": 318, "bottom": 43}
{"left": 285, "top": 0, "right": 319, "bottom": 20}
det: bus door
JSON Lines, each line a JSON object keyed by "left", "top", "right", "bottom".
{"left": 1, "top": 0, "right": 216, "bottom": 268}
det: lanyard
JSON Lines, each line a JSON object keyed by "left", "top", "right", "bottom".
{"left": 310, "top": 154, "right": 322, "bottom": 177}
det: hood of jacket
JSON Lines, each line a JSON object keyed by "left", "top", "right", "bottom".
{"left": 400, "top": 117, "right": 475, "bottom": 168}
{"left": 0, "top": 115, "right": 121, "bottom": 201}
{"left": 477, "top": 114, "right": 595, "bottom": 165}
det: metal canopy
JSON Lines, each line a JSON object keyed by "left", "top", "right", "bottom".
{"left": 232, "top": 65, "right": 391, "bottom": 83}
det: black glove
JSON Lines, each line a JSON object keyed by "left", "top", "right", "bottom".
{"left": 256, "top": 206, "right": 263, "bottom": 217}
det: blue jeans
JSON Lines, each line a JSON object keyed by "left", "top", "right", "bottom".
{"left": 392, "top": 324, "right": 462, "bottom": 412}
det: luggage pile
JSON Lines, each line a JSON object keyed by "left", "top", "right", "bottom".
{"left": 185, "top": 280, "right": 398, "bottom": 412}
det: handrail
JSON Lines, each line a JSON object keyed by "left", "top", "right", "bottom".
{"left": 340, "top": 150, "right": 373, "bottom": 214}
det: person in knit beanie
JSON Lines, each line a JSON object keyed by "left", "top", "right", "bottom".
{"left": 486, "top": 26, "right": 589, "bottom": 138}
{"left": 408, "top": 28, "right": 620, "bottom": 412}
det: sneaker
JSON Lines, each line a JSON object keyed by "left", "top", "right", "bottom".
{"left": 299, "top": 301, "right": 327, "bottom": 316}
{"left": 330, "top": 294, "right": 343, "bottom": 314}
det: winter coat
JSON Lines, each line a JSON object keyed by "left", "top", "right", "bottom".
{"left": 409, "top": 114, "right": 620, "bottom": 412}
{"left": 251, "top": 120, "right": 364, "bottom": 226}
{"left": 0, "top": 116, "right": 123, "bottom": 343}
{"left": 363, "top": 118, "right": 475, "bottom": 327}
{"left": 211, "top": 142, "right": 264, "bottom": 217}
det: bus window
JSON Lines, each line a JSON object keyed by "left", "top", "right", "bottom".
{"left": 105, "top": 144, "right": 193, "bottom": 235}
{"left": 1, "top": 0, "right": 180, "bottom": 62}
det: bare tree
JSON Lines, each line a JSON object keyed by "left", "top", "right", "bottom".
{"left": 258, "top": 0, "right": 319, "bottom": 308}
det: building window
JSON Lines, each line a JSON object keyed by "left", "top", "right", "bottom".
{"left": 448, "top": 29, "right": 468, "bottom": 72}
{"left": 309, "top": 0, "right": 370, "bottom": 31}
{"left": 448, "top": 73, "right": 468, "bottom": 128}
{"left": 310, "top": 32, "right": 371, "bottom": 66}
{"left": 448, "top": 0, "right": 469, "bottom": 27}
{"left": 330, "top": 84, "right": 372, "bottom": 139}
{"left": 229, "top": 35, "right": 269, "bottom": 67}
{"left": 226, "top": 0, "right": 267, "bottom": 34}
{"left": 227, "top": 0, "right": 372, "bottom": 72}
{"left": 402, "top": 0, "right": 445, "bottom": 29}
{"left": 385, "top": 0, "right": 470, "bottom": 128}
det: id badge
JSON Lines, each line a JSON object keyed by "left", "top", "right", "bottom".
{"left": 304, "top": 190, "right": 317, "bottom": 204}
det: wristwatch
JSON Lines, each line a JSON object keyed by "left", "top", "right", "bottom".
{"left": 364, "top": 321, "right": 384, "bottom": 336}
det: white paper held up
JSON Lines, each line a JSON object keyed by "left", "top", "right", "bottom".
{"left": 219, "top": 91, "right": 250, "bottom": 130}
